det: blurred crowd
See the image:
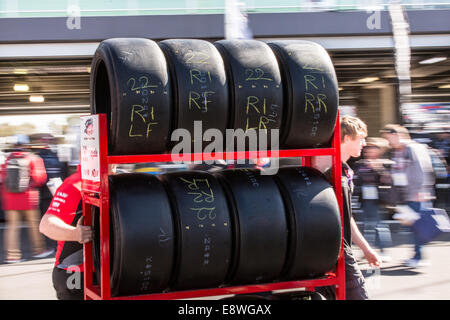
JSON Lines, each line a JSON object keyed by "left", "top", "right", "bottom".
{"left": 351, "top": 124, "right": 450, "bottom": 267}
{"left": 0, "top": 133, "right": 77, "bottom": 263}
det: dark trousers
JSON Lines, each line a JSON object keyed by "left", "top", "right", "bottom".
{"left": 407, "top": 201, "right": 434, "bottom": 260}
{"left": 52, "top": 267, "right": 84, "bottom": 300}
{"left": 317, "top": 244, "right": 369, "bottom": 300}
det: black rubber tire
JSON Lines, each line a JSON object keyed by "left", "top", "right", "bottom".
{"left": 215, "top": 169, "right": 288, "bottom": 285}
{"left": 267, "top": 40, "right": 339, "bottom": 148}
{"left": 214, "top": 40, "right": 283, "bottom": 150}
{"left": 274, "top": 166, "right": 341, "bottom": 280}
{"left": 160, "top": 171, "right": 233, "bottom": 291}
{"left": 107, "top": 173, "right": 175, "bottom": 297}
{"left": 90, "top": 38, "right": 173, "bottom": 155}
{"left": 159, "top": 39, "right": 229, "bottom": 152}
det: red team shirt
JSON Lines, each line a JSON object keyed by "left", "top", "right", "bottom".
{"left": 45, "top": 166, "right": 83, "bottom": 272}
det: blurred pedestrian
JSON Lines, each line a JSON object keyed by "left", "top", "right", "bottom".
{"left": 430, "top": 130, "right": 450, "bottom": 166}
{"left": 381, "top": 124, "right": 435, "bottom": 267}
{"left": 31, "top": 135, "right": 64, "bottom": 216}
{"left": 317, "top": 115, "right": 382, "bottom": 300}
{"left": 1, "top": 134, "right": 53, "bottom": 263}
{"left": 430, "top": 130, "right": 450, "bottom": 213}
{"left": 354, "top": 137, "right": 393, "bottom": 261}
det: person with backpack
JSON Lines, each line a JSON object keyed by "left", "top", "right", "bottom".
{"left": 32, "top": 136, "right": 64, "bottom": 216}
{"left": 1, "top": 134, "right": 54, "bottom": 264}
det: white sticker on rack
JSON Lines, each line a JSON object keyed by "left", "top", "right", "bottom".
{"left": 80, "top": 115, "right": 100, "bottom": 184}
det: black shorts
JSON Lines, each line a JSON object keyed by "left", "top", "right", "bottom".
{"left": 52, "top": 267, "right": 84, "bottom": 300}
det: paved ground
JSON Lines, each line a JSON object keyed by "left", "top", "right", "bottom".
{"left": 358, "top": 240, "right": 450, "bottom": 300}
{"left": 1, "top": 221, "right": 449, "bottom": 300}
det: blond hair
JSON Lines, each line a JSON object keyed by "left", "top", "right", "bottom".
{"left": 340, "top": 115, "right": 368, "bottom": 142}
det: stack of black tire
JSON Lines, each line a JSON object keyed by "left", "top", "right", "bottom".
{"left": 90, "top": 38, "right": 341, "bottom": 297}
{"left": 90, "top": 38, "right": 339, "bottom": 155}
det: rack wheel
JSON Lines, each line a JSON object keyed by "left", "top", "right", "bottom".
{"left": 274, "top": 166, "right": 341, "bottom": 280}
{"left": 160, "top": 171, "right": 232, "bottom": 291}
{"left": 94, "top": 173, "right": 175, "bottom": 297}
{"left": 214, "top": 40, "right": 283, "bottom": 150}
{"left": 268, "top": 40, "right": 338, "bottom": 148}
{"left": 215, "top": 169, "right": 288, "bottom": 285}
{"left": 159, "top": 39, "right": 229, "bottom": 151}
{"left": 90, "top": 38, "right": 173, "bottom": 155}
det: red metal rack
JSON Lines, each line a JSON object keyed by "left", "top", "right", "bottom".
{"left": 81, "top": 113, "right": 345, "bottom": 300}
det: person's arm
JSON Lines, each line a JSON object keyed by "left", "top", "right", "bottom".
{"left": 39, "top": 214, "right": 92, "bottom": 244}
{"left": 350, "top": 216, "right": 382, "bottom": 267}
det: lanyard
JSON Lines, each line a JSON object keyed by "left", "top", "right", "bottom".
{"left": 342, "top": 163, "right": 354, "bottom": 192}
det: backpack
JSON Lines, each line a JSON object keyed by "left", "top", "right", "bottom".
{"left": 39, "top": 149, "right": 62, "bottom": 180}
{"left": 5, "top": 154, "right": 31, "bottom": 193}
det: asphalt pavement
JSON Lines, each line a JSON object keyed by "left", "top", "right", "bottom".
{"left": 1, "top": 221, "right": 449, "bottom": 300}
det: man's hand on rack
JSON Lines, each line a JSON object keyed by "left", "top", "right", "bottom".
{"left": 76, "top": 216, "right": 93, "bottom": 244}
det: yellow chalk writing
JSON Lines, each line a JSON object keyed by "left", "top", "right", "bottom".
{"left": 185, "top": 51, "right": 210, "bottom": 65}
{"left": 303, "top": 63, "right": 325, "bottom": 72}
{"left": 128, "top": 105, "right": 158, "bottom": 138}
{"left": 305, "top": 93, "right": 315, "bottom": 112}
{"left": 304, "top": 75, "right": 319, "bottom": 91}
{"left": 189, "top": 91, "right": 201, "bottom": 110}
{"left": 246, "top": 96, "right": 261, "bottom": 114}
{"left": 131, "top": 105, "right": 146, "bottom": 122}
{"left": 187, "top": 190, "right": 214, "bottom": 203}
{"left": 190, "top": 69, "right": 212, "bottom": 85}
{"left": 245, "top": 68, "right": 274, "bottom": 81}
{"left": 190, "top": 207, "right": 216, "bottom": 220}
{"left": 146, "top": 122, "right": 158, "bottom": 137}
{"left": 128, "top": 124, "right": 142, "bottom": 137}
{"left": 188, "top": 91, "right": 215, "bottom": 112}
{"left": 317, "top": 93, "right": 327, "bottom": 113}
{"left": 127, "top": 76, "right": 157, "bottom": 92}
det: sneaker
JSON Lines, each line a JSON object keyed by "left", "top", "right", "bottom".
{"left": 418, "top": 260, "right": 431, "bottom": 267}
{"left": 405, "top": 258, "right": 420, "bottom": 268}
{"left": 5, "top": 258, "right": 26, "bottom": 264}
{"left": 380, "top": 254, "right": 392, "bottom": 263}
{"left": 405, "top": 258, "right": 431, "bottom": 268}
{"left": 32, "top": 249, "right": 55, "bottom": 259}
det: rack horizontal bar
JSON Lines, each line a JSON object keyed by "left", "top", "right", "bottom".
{"left": 108, "top": 148, "right": 335, "bottom": 164}
{"left": 82, "top": 195, "right": 101, "bottom": 207}
{"left": 84, "top": 276, "right": 338, "bottom": 300}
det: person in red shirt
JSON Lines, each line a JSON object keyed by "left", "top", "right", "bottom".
{"left": 39, "top": 165, "right": 93, "bottom": 300}
{"left": 2, "top": 135, "right": 53, "bottom": 263}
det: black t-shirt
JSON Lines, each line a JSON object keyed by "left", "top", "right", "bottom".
{"left": 325, "top": 162, "right": 353, "bottom": 247}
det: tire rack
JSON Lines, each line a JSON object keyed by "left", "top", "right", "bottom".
{"left": 81, "top": 112, "right": 346, "bottom": 300}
